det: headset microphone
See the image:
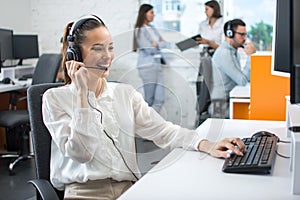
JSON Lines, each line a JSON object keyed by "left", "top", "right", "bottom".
{"left": 232, "top": 37, "right": 244, "bottom": 48}
{"left": 85, "top": 66, "right": 108, "bottom": 71}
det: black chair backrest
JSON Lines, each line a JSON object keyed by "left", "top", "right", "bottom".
{"left": 197, "top": 56, "right": 212, "bottom": 113}
{"left": 196, "top": 55, "right": 213, "bottom": 126}
{"left": 32, "top": 54, "right": 62, "bottom": 85}
{"left": 27, "top": 82, "right": 64, "bottom": 200}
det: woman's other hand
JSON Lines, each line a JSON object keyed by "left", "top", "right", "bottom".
{"left": 198, "top": 138, "right": 246, "bottom": 158}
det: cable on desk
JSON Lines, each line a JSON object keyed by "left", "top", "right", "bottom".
{"left": 278, "top": 139, "right": 291, "bottom": 144}
{"left": 275, "top": 138, "right": 291, "bottom": 158}
{"left": 275, "top": 150, "right": 290, "bottom": 159}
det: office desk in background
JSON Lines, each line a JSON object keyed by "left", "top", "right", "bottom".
{"left": 0, "top": 79, "right": 31, "bottom": 93}
{"left": 229, "top": 85, "right": 250, "bottom": 119}
{"left": 0, "top": 65, "right": 34, "bottom": 93}
{"left": 0, "top": 79, "right": 32, "bottom": 150}
{"left": 119, "top": 118, "right": 300, "bottom": 200}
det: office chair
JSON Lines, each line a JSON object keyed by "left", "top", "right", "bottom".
{"left": 0, "top": 53, "right": 62, "bottom": 174}
{"left": 195, "top": 55, "right": 212, "bottom": 126}
{"left": 27, "top": 82, "right": 64, "bottom": 200}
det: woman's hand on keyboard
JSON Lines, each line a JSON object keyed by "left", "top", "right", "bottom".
{"left": 198, "top": 138, "right": 246, "bottom": 158}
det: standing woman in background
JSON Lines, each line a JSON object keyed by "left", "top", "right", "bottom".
{"left": 195, "top": 0, "right": 223, "bottom": 125}
{"left": 196, "top": 0, "right": 223, "bottom": 55}
{"left": 133, "top": 4, "right": 168, "bottom": 114}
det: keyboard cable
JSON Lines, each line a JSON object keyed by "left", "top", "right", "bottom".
{"left": 275, "top": 138, "right": 291, "bottom": 159}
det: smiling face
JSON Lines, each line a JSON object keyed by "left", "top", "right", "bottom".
{"left": 81, "top": 26, "right": 114, "bottom": 78}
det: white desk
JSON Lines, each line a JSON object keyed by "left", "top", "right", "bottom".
{"left": 119, "top": 118, "right": 300, "bottom": 200}
{"left": 0, "top": 65, "right": 34, "bottom": 80}
{"left": 0, "top": 79, "right": 32, "bottom": 93}
{"left": 0, "top": 65, "right": 34, "bottom": 93}
{"left": 229, "top": 85, "right": 250, "bottom": 119}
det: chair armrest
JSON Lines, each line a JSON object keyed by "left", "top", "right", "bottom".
{"left": 28, "top": 179, "right": 59, "bottom": 200}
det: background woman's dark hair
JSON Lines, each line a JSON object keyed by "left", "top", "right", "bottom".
{"left": 61, "top": 19, "right": 105, "bottom": 84}
{"left": 133, "top": 4, "right": 153, "bottom": 51}
{"left": 205, "top": 0, "right": 222, "bottom": 18}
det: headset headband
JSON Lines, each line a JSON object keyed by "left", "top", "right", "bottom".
{"left": 68, "top": 15, "right": 105, "bottom": 42}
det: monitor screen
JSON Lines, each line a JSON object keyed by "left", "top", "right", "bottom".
{"left": 271, "top": 0, "right": 300, "bottom": 104}
{"left": 0, "top": 28, "right": 14, "bottom": 62}
{"left": 270, "top": 0, "right": 291, "bottom": 77}
{"left": 13, "top": 34, "right": 39, "bottom": 65}
{"left": 292, "top": 0, "right": 300, "bottom": 65}
{"left": 291, "top": 0, "right": 300, "bottom": 104}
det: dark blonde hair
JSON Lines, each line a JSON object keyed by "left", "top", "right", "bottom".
{"left": 61, "top": 18, "right": 105, "bottom": 84}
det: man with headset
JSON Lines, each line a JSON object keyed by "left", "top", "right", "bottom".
{"left": 208, "top": 18, "right": 256, "bottom": 118}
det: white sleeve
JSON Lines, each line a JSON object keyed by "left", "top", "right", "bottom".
{"left": 131, "top": 88, "right": 202, "bottom": 151}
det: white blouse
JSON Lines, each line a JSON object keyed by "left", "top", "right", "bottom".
{"left": 198, "top": 17, "right": 224, "bottom": 46}
{"left": 42, "top": 80, "right": 203, "bottom": 190}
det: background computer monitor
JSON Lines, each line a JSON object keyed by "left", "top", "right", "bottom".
{"left": 13, "top": 34, "right": 39, "bottom": 65}
{"left": 291, "top": 0, "right": 300, "bottom": 104}
{"left": 0, "top": 28, "right": 14, "bottom": 64}
{"left": 271, "top": 0, "right": 300, "bottom": 104}
{"left": 0, "top": 48, "right": 2, "bottom": 73}
{"left": 271, "top": 0, "right": 291, "bottom": 77}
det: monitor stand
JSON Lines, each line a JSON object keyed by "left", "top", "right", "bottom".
{"left": 17, "top": 59, "right": 24, "bottom": 66}
{"left": 287, "top": 104, "right": 300, "bottom": 195}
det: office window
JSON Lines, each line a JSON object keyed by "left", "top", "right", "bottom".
{"left": 149, "top": 0, "right": 275, "bottom": 51}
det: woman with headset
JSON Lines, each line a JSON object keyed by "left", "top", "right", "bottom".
{"left": 42, "top": 14, "right": 245, "bottom": 199}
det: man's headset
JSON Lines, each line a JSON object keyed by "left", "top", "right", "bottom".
{"left": 66, "top": 15, "right": 105, "bottom": 62}
{"left": 225, "top": 20, "right": 234, "bottom": 38}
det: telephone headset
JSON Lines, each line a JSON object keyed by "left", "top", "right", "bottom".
{"left": 225, "top": 20, "right": 234, "bottom": 38}
{"left": 66, "top": 15, "right": 105, "bottom": 62}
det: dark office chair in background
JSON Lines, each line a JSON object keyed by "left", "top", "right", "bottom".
{"left": 27, "top": 83, "right": 64, "bottom": 200}
{"left": 195, "top": 55, "right": 212, "bottom": 126}
{"left": 0, "top": 53, "right": 62, "bottom": 174}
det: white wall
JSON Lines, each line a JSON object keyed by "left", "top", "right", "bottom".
{"left": 0, "top": 0, "right": 32, "bottom": 32}
{"left": 0, "top": 0, "right": 140, "bottom": 56}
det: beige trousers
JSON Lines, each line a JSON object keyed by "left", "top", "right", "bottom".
{"left": 64, "top": 179, "right": 133, "bottom": 200}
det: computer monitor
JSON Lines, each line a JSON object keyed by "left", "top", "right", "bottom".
{"left": 271, "top": 0, "right": 300, "bottom": 104}
{"left": 271, "top": 0, "right": 291, "bottom": 77}
{"left": 0, "top": 28, "right": 14, "bottom": 64}
{"left": 13, "top": 34, "right": 39, "bottom": 65}
{"left": 291, "top": 0, "right": 300, "bottom": 104}
{"left": 0, "top": 48, "right": 2, "bottom": 73}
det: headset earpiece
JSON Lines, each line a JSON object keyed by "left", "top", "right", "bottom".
{"left": 66, "top": 45, "right": 83, "bottom": 62}
{"left": 67, "top": 35, "right": 75, "bottom": 43}
{"left": 226, "top": 21, "right": 234, "bottom": 38}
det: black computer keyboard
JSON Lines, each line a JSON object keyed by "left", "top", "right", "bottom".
{"left": 222, "top": 134, "right": 278, "bottom": 174}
